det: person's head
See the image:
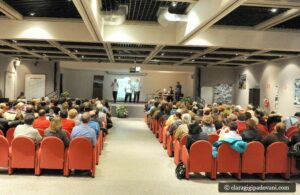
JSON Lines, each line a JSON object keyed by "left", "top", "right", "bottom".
{"left": 81, "top": 112, "right": 90, "bottom": 124}
{"left": 245, "top": 112, "right": 252, "bottom": 121}
{"left": 174, "top": 111, "right": 182, "bottom": 120}
{"left": 188, "top": 122, "right": 202, "bottom": 135}
{"left": 89, "top": 110, "right": 96, "bottom": 119}
{"left": 229, "top": 122, "right": 238, "bottom": 131}
{"left": 49, "top": 117, "right": 62, "bottom": 132}
{"left": 202, "top": 115, "right": 213, "bottom": 126}
{"left": 0, "top": 109, "right": 4, "bottom": 118}
{"left": 38, "top": 109, "right": 46, "bottom": 117}
{"left": 246, "top": 119, "right": 257, "bottom": 130}
{"left": 26, "top": 105, "right": 34, "bottom": 113}
{"left": 237, "top": 112, "right": 246, "bottom": 122}
{"left": 24, "top": 114, "right": 35, "bottom": 125}
{"left": 177, "top": 81, "right": 180, "bottom": 85}
{"left": 68, "top": 109, "right": 78, "bottom": 120}
{"left": 182, "top": 113, "right": 191, "bottom": 124}
{"left": 154, "top": 101, "right": 159, "bottom": 108}
{"left": 60, "top": 110, "right": 68, "bottom": 119}
{"left": 19, "top": 92, "right": 24, "bottom": 96}
{"left": 294, "top": 112, "right": 300, "bottom": 117}
{"left": 296, "top": 122, "right": 300, "bottom": 132}
{"left": 214, "top": 120, "right": 223, "bottom": 130}
{"left": 274, "top": 122, "right": 286, "bottom": 136}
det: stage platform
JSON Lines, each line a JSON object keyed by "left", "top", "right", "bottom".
{"left": 110, "top": 103, "right": 145, "bottom": 118}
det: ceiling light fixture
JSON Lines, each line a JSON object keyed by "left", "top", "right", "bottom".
{"left": 161, "top": 53, "right": 165, "bottom": 56}
{"left": 235, "top": 53, "right": 239, "bottom": 56}
{"left": 12, "top": 40, "right": 17, "bottom": 43}
{"left": 74, "top": 49, "right": 78, "bottom": 53}
{"left": 203, "top": 55, "right": 206, "bottom": 58}
{"left": 81, "top": 55, "right": 85, "bottom": 58}
{"left": 30, "top": 12, "right": 35, "bottom": 16}
{"left": 171, "top": 2, "right": 177, "bottom": 7}
{"left": 244, "top": 56, "right": 248, "bottom": 59}
{"left": 270, "top": 8, "right": 277, "bottom": 13}
{"left": 191, "top": 59, "right": 195, "bottom": 62}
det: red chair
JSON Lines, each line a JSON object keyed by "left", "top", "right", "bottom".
{"left": 216, "top": 143, "right": 241, "bottom": 180}
{"left": 241, "top": 141, "right": 265, "bottom": 179}
{"left": 286, "top": 126, "right": 298, "bottom": 139}
{"left": 0, "top": 129, "right": 4, "bottom": 136}
{"left": 181, "top": 140, "right": 216, "bottom": 179}
{"left": 0, "top": 136, "right": 9, "bottom": 173}
{"left": 162, "top": 126, "right": 169, "bottom": 149}
{"left": 9, "top": 136, "right": 36, "bottom": 175}
{"left": 36, "top": 137, "right": 66, "bottom": 175}
{"left": 167, "top": 132, "right": 175, "bottom": 157}
{"left": 174, "top": 134, "right": 187, "bottom": 165}
{"left": 208, "top": 134, "right": 219, "bottom": 144}
{"left": 6, "top": 128, "right": 15, "bottom": 145}
{"left": 290, "top": 157, "right": 300, "bottom": 175}
{"left": 95, "top": 131, "right": 103, "bottom": 165}
{"left": 65, "top": 137, "right": 96, "bottom": 177}
{"left": 256, "top": 124, "right": 269, "bottom": 138}
{"left": 265, "top": 142, "right": 289, "bottom": 179}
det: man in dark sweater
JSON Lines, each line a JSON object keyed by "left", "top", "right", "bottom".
{"left": 186, "top": 122, "right": 208, "bottom": 151}
{"left": 241, "top": 119, "right": 262, "bottom": 143}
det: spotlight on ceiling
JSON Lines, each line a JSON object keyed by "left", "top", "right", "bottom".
{"left": 171, "top": 2, "right": 177, "bottom": 7}
{"left": 161, "top": 53, "right": 165, "bottom": 56}
{"left": 12, "top": 40, "right": 17, "bottom": 43}
{"left": 30, "top": 12, "right": 35, "bottom": 16}
{"left": 270, "top": 8, "right": 277, "bottom": 13}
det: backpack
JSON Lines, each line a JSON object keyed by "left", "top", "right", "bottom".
{"left": 175, "top": 161, "right": 185, "bottom": 179}
{"left": 288, "top": 142, "right": 300, "bottom": 158}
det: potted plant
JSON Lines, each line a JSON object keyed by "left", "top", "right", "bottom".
{"left": 60, "top": 91, "right": 70, "bottom": 98}
{"left": 116, "top": 105, "right": 128, "bottom": 118}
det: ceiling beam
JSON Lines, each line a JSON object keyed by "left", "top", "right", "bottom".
{"left": 143, "top": 45, "right": 165, "bottom": 64}
{"left": 48, "top": 41, "right": 81, "bottom": 61}
{"left": 72, "top": 0, "right": 104, "bottom": 42}
{"left": 0, "top": 0, "right": 23, "bottom": 20}
{"left": 0, "top": 40, "right": 47, "bottom": 60}
{"left": 254, "top": 9, "right": 300, "bottom": 30}
{"left": 103, "top": 43, "right": 115, "bottom": 63}
{"left": 244, "top": 0, "right": 300, "bottom": 8}
{"left": 175, "top": 47, "right": 219, "bottom": 65}
{"left": 176, "top": 0, "right": 245, "bottom": 44}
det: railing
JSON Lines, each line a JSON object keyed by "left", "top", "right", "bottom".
{"left": 46, "top": 89, "right": 59, "bottom": 99}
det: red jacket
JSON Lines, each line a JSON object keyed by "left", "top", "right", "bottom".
{"left": 33, "top": 116, "right": 50, "bottom": 130}
{"left": 61, "top": 118, "right": 75, "bottom": 133}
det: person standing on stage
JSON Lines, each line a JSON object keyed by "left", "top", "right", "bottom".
{"left": 175, "top": 81, "right": 182, "bottom": 102}
{"left": 111, "top": 79, "right": 119, "bottom": 103}
{"left": 133, "top": 79, "right": 141, "bottom": 104}
{"left": 124, "top": 80, "right": 133, "bottom": 103}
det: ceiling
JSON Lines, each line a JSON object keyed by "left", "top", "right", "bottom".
{"left": 0, "top": 0, "right": 300, "bottom": 68}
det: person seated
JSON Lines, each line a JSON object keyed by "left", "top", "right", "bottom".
{"left": 263, "top": 122, "right": 289, "bottom": 148}
{"left": 71, "top": 112, "right": 96, "bottom": 146}
{"left": 168, "top": 111, "right": 182, "bottom": 135}
{"left": 219, "top": 122, "right": 242, "bottom": 141}
{"left": 14, "top": 113, "right": 42, "bottom": 143}
{"left": 289, "top": 122, "right": 300, "bottom": 147}
{"left": 60, "top": 110, "right": 75, "bottom": 133}
{"left": 44, "top": 116, "right": 69, "bottom": 147}
{"left": 236, "top": 112, "right": 246, "bottom": 133}
{"left": 186, "top": 122, "right": 208, "bottom": 151}
{"left": 33, "top": 109, "right": 50, "bottom": 130}
{"left": 282, "top": 112, "right": 300, "bottom": 131}
{"left": 241, "top": 119, "right": 262, "bottom": 143}
{"left": 68, "top": 108, "right": 80, "bottom": 126}
{"left": 175, "top": 113, "right": 191, "bottom": 140}
{"left": 88, "top": 111, "right": 100, "bottom": 136}
{"left": 201, "top": 115, "right": 216, "bottom": 134}
{"left": 0, "top": 109, "right": 9, "bottom": 135}
{"left": 267, "top": 112, "right": 282, "bottom": 131}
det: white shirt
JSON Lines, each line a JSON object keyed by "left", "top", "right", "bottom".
{"left": 133, "top": 81, "right": 141, "bottom": 92}
{"left": 14, "top": 124, "right": 42, "bottom": 142}
{"left": 112, "top": 81, "right": 119, "bottom": 91}
{"left": 125, "top": 84, "right": 133, "bottom": 93}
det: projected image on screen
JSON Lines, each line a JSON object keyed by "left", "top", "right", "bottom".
{"left": 117, "top": 77, "right": 140, "bottom": 100}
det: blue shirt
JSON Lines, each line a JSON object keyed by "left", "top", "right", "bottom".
{"left": 71, "top": 124, "right": 97, "bottom": 146}
{"left": 88, "top": 121, "right": 100, "bottom": 136}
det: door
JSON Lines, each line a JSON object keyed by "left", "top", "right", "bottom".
{"left": 93, "top": 75, "right": 104, "bottom": 99}
{"left": 249, "top": 88, "right": 260, "bottom": 108}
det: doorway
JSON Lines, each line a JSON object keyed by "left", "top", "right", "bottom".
{"left": 93, "top": 75, "right": 104, "bottom": 99}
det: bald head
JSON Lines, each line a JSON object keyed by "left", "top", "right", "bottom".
{"left": 81, "top": 112, "right": 90, "bottom": 124}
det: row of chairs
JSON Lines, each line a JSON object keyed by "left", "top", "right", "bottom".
{"left": 0, "top": 128, "right": 106, "bottom": 177}
{"left": 145, "top": 115, "right": 300, "bottom": 180}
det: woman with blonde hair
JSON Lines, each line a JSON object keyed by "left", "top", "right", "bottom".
{"left": 44, "top": 117, "right": 69, "bottom": 147}
{"left": 68, "top": 108, "right": 80, "bottom": 125}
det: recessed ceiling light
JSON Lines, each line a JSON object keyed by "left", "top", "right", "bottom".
{"left": 235, "top": 53, "right": 239, "bottom": 56}
{"left": 270, "top": 8, "right": 277, "bottom": 13}
{"left": 161, "top": 53, "right": 165, "bottom": 56}
{"left": 203, "top": 55, "right": 206, "bottom": 58}
{"left": 118, "top": 57, "right": 121, "bottom": 59}
{"left": 191, "top": 59, "right": 195, "bottom": 62}
{"left": 81, "top": 55, "right": 85, "bottom": 58}
{"left": 74, "top": 49, "right": 78, "bottom": 53}
{"left": 244, "top": 56, "right": 248, "bottom": 59}
{"left": 12, "top": 40, "right": 17, "bottom": 43}
{"left": 171, "top": 2, "right": 177, "bottom": 7}
{"left": 67, "top": 0, "right": 72, "bottom": 2}
{"left": 30, "top": 12, "right": 35, "bottom": 16}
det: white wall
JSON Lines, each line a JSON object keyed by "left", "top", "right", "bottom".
{"left": 61, "top": 68, "right": 194, "bottom": 101}
{"left": 0, "top": 55, "right": 55, "bottom": 99}
{"left": 235, "top": 57, "right": 300, "bottom": 116}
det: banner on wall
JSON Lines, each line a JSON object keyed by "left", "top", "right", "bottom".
{"left": 238, "top": 74, "right": 246, "bottom": 89}
{"left": 294, "top": 79, "right": 300, "bottom": 106}
{"left": 213, "top": 84, "right": 233, "bottom": 104}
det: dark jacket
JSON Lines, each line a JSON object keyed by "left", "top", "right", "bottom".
{"left": 263, "top": 133, "right": 289, "bottom": 148}
{"left": 186, "top": 133, "right": 208, "bottom": 151}
{"left": 168, "top": 119, "right": 182, "bottom": 135}
{"left": 44, "top": 129, "right": 70, "bottom": 147}
{"left": 0, "top": 118, "right": 9, "bottom": 135}
{"left": 241, "top": 129, "right": 262, "bottom": 143}
{"left": 289, "top": 132, "right": 300, "bottom": 147}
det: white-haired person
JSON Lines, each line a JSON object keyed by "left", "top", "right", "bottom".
{"left": 175, "top": 113, "right": 191, "bottom": 140}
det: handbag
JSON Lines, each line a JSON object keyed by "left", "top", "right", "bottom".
{"left": 175, "top": 161, "right": 185, "bottom": 179}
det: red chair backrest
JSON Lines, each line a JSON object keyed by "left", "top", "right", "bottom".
{"left": 242, "top": 141, "right": 265, "bottom": 173}
{"left": 208, "top": 134, "right": 219, "bottom": 144}
{"left": 189, "top": 140, "right": 213, "bottom": 171}
{"left": 180, "top": 134, "right": 187, "bottom": 145}
{"left": 0, "top": 136, "right": 9, "bottom": 167}
{"left": 286, "top": 126, "right": 298, "bottom": 139}
{"left": 11, "top": 136, "right": 36, "bottom": 168}
{"left": 39, "top": 136, "right": 65, "bottom": 168}
{"left": 266, "top": 142, "right": 288, "bottom": 173}
{"left": 68, "top": 137, "right": 94, "bottom": 169}
{"left": 256, "top": 124, "right": 268, "bottom": 132}
{"left": 6, "top": 128, "right": 15, "bottom": 145}
{"left": 217, "top": 143, "right": 241, "bottom": 172}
